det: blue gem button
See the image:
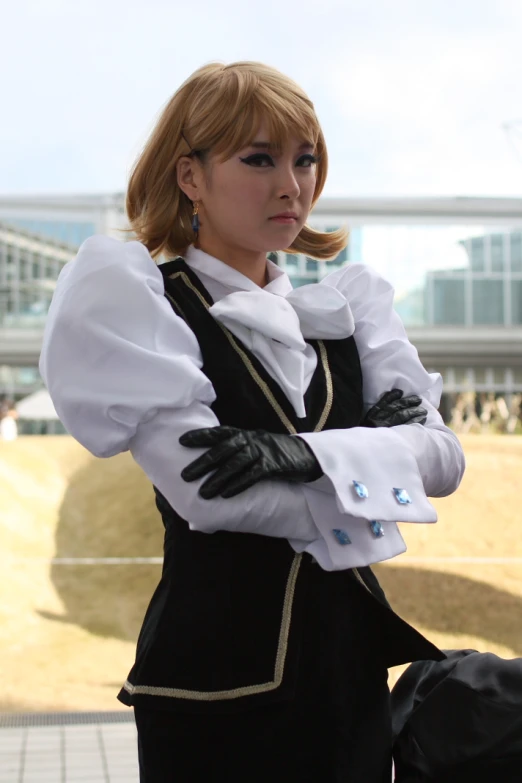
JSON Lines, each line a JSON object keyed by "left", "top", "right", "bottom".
{"left": 370, "top": 520, "right": 385, "bottom": 538}
{"left": 353, "top": 480, "right": 369, "bottom": 499}
{"left": 393, "top": 487, "right": 412, "bottom": 505}
{"left": 332, "top": 529, "right": 352, "bottom": 546}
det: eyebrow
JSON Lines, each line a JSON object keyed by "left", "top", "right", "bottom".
{"left": 248, "top": 141, "right": 315, "bottom": 151}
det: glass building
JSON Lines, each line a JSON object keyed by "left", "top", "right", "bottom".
{"left": 0, "top": 193, "right": 127, "bottom": 401}
{"left": 0, "top": 221, "right": 76, "bottom": 417}
{"left": 0, "top": 193, "right": 126, "bottom": 248}
{"left": 425, "top": 231, "right": 522, "bottom": 327}
{"left": 0, "top": 222, "right": 76, "bottom": 330}
{"left": 271, "top": 226, "right": 361, "bottom": 287}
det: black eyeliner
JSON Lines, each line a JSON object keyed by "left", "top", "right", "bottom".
{"left": 239, "top": 152, "right": 318, "bottom": 166}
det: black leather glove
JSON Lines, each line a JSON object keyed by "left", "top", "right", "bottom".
{"left": 180, "top": 389, "right": 427, "bottom": 499}
{"left": 180, "top": 426, "right": 323, "bottom": 499}
{"left": 362, "top": 389, "right": 428, "bottom": 428}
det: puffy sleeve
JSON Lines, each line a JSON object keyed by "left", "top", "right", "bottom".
{"left": 40, "top": 235, "right": 216, "bottom": 457}
{"left": 39, "top": 235, "right": 322, "bottom": 542}
{"left": 298, "top": 263, "right": 465, "bottom": 545}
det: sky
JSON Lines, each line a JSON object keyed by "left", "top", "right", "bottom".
{"left": 1, "top": 0, "right": 522, "bottom": 197}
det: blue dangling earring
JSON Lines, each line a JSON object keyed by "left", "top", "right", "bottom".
{"left": 191, "top": 201, "right": 200, "bottom": 236}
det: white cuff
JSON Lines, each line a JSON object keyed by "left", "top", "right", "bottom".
{"left": 291, "top": 483, "right": 407, "bottom": 571}
{"left": 298, "top": 426, "right": 438, "bottom": 524}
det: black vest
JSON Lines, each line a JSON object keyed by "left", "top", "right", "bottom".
{"left": 118, "top": 259, "right": 443, "bottom": 713}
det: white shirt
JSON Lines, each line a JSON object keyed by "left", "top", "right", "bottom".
{"left": 39, "top": 235, "right": 465, "bottom": 571}
{"left": 0, "top": 414, "right": 17, "bottom": 441}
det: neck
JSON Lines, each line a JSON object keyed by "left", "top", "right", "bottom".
{"left": 196, "top": 237, "right": 269, "bottom": 288}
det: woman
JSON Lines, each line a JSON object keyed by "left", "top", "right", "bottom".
{"left": 39, "top": 62, "right": 465, "bottom": 782}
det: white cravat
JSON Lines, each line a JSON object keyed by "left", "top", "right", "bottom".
{"left": 184, "top": 246, "right": 355, "bottom": 417}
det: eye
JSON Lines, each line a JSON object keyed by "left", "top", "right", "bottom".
{"left": 239, "top": 153, "right": 275, "bottom": 167}
{"left": 296, "top": 154, "right": 318, "bottom": 168}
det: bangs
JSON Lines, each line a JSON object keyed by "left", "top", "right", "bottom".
{"left": 187, "top": 66, "right": 324, "bottom": 161}
{"left": 215, "top": 95, "right": 321, "bottom": 159}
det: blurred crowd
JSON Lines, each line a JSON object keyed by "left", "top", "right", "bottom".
{"left": 449, "top": 392, "right": 522, "bottom": 434}
{"left": 0, "top": 396, "right": 18, "bottom": 441}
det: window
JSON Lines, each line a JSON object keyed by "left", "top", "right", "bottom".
{"left": 22, "top": 253, "right": 33, "bottom": 280}
{"left": 470, "top": 237, "right": 485, "bottom": 272}
{"left": 511, "top": 280, "right": 522, "bottom": 324}
{"left": 490, "top": 234, "right": 504, "bottom": 273}
{"left": 472, "top": 279, "right": 504, "bottom": 325}
{"left": 454, "top": 367, "right": 469, "bottom": 385}
{"left": 493, "top": 367, "right": 506, "bottom": 384}
{"left": 433, "top": 279, "right": 466, "bottom": 325}
{"left": 326, "top": 246, "right": 348, "bottom": 266}
{"left": 46, "top": 261, "right": 58, "bottom": 279}
{"left": 15, "top": 367, "right": 41, "bottom": 386}
{"left": 324, "top": 226, "right": 349, "bottom": 266}
{"left": 6, "top": 255, "right": 15, "bottom": 280}
{"left": 0, "top": 295, "right": 10, "bottom": 323}
{"left": 511, "top": 233, "right": 522, "bottom": 273}
{"left": 473, "top": 367, "right": 487, "bottom": 384}
{"left": 289, "top": 276, "right": 312, "bottom": 288}
{"left": 306, "top": 258, "right": 318, "bottom": 272}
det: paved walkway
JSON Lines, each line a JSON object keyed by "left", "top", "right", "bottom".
{"left": 0, "top": 711, "right": 396, "bottom": 781}
{"left": 0, "top": 713, "right": 138, "bottom": 782}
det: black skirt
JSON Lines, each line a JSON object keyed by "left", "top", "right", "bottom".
{"left": 134, "top": 560, "right": 393, "bottom": 783}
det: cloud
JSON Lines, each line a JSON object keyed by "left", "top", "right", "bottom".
{"left": 1, "top": 0, "right": 522, "bottom": 195}
{"left": 323, "top": 14, "right": 522, "bottom": 195}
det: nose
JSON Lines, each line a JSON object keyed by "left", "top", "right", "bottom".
{"left": 275, "top": 162, "right": 300, "bottom": 201}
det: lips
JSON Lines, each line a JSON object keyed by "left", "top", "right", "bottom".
{"left": 269, "top": 212, "right": 298, "bottom": 225}
{"left": 270, "top": 212, "right": 298, "bottom": 220}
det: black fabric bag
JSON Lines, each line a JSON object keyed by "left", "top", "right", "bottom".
{"left": 391, "top": 649, "right": 522, "bottom": 782}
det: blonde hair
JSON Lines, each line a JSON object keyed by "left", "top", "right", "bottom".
{"left": 126, "top": 61, "right": 348, "bottom": 261}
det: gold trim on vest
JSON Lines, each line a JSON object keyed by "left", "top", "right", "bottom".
{"left": 314, "top": 339, "right": 333, "bottom": 433}
{"left": 123, "top": 553, "right": 302, "bottom": 701}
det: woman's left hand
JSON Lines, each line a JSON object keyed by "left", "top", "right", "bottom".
{"left": 180, "top": 426, "right": 323, "bottom": 499}
{"left": 362, "top": 389, "right": 428, "bottom": 428}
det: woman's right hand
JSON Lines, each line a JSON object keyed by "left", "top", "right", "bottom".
{"left": 361, "top": 389, "right": 427, "bottom": 428}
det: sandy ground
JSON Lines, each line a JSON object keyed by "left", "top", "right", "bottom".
{"left": 1, "top": 434, "right": 521, "bottom": 711}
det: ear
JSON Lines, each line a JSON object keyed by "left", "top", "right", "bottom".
{"left": 176, "top": 156, "right": 204, "bottom": 202}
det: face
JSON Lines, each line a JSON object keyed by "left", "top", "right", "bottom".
{"left": 177, "top": 123, "right": 318, "bottom": 264}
